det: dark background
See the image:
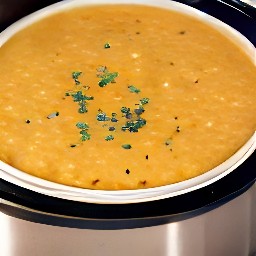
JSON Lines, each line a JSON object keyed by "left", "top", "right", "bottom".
{"left": 0, "top": 0, "right": 61, "bottom": 31}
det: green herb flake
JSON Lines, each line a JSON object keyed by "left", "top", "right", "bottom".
{"left": 120, "top": 107, "right": 130, "bottom": 114}
{"left": 71, "top": 91, "right": 94, "bottom": 102}
{"left": 122, "top": 118, "right": 146, "bottom": 132}
{"left": 76, "top": 122, "right": 89, "bottom": 130}
{"left": 128, "top": 85, "right": 141, "bottom": 94}
{"left": 78, "top": 103, "right": 87, "bottom": 114}
{"left": 99, "top": 72, "right": 118, "bottom": 87}
{"left": 96, "top": 112, "right": 110, "bottom": 121}
{"left": 105, "top": 135, "right": 114, "bottom": 141}
{"left": 104, "top": 42, "right": 111, "bottom": 49}
{"left": 71, "top": 91, "right": 94, "bottom": 114}
{"left": 122, "top": 144, "right": 132, "bottom": 149}
{"left": 111, "top": 113, "right": 118, "bottom": 122}
{"left": 81, "top": 132, "right": 91, "bottom": 141}
{"left": 72, "top": 71, "right": 82, "bottom": 85}
{"left": 140, "top": 98, "right": 150, "bottom": 105}
{"left": 75, "top": 122, "right": 91, "bottom": 142}
{"left": 97, "top": 66, "right": 119, "bottom": 87}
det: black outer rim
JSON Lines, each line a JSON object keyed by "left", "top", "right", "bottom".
{"left": 0, "top": 0, "right": 256, "bottom": 229}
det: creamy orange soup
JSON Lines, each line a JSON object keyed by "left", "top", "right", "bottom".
{"left": 0, "top": 4, "right": 255, "bottom": 190}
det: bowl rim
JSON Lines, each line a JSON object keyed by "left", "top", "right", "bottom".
{"left": 0, "top": 0, "right": 255, "bottom": 204}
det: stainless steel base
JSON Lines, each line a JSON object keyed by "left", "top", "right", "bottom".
{"left": 1, "top": 184, "right": 255, "bottom": 256}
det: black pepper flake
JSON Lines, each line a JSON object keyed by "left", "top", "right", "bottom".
{"left": 146, "top": 155, "right": 149, "bottom": 160}
{"left": 136, "top": 19, "right": 141, "bottom": 23}
{"left": 70, "top": 144, "right": 77, "bottom": 148}
{"left": 179, "top": 30, "right": 186, "bottom": 35}
{"left": 126, "top": 169, "right": 130, "bottom": 174}
{"left": 140, "top": 180, "right": 147, "bottom": 186}
{"left": 194, "top": 79, "right": 199, "bottom": 84}
{"left": 92, "top": 179, "right": 100, "bottom": 185}
{"left": 174, "top": 116, "right": 178, "bottom": 120}
{"left": 135, "top": 32, "right": 141, "bottom": 35}
{"left": 109, "top": 126, "right": 115, "bottom": 131}
{"left": 176, "top": 126, "right": 181, "bottom": 132}
{"left": 170, "top": 62, "right": 175, "bottom": 66}
{"left": 25, "top": 119, "right": 31, "bottom": 124}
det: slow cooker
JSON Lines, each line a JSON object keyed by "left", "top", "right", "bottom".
{"left": 0, "top": 0, "right": 256, "bottom": 255}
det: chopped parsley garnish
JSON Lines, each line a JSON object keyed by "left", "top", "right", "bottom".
{"left": 104, "top": 43, "right": 111, "bottom": 49}
{"left": 76, "top": 122, "right": 89, "bottom": 130}
{"left": 111, "top": 113, "right": 118, "bottom": 122}
{"left": 96, "top": 111, "right": 110, "bottom": 121}
{"left": 76, "top": 122, "right": 91, "bottom": 141}
{"left": 122, "top": 118, "right": 146, "bottom": 132}
{"left": 71, "top": 91, "right": 94, "bottom": 113}
{"left": 122, "top": 144, "right": 132, "bottom": 149}
{"left": 97, "top": 66, "right": 119, "bottom": 87}
{"left": 72, "top": 91, "right": 94, "bottom": 102}
{"left": 128, "top": 85, "right": 141, "bottom": 94}
{"left": 140, "top": 98, "right": 150, "bottom": 105}
{"left": 47, "top": 111, "right": 59, "bottom": 119}
{"left": 72, "top": 71, "right": 82, "bottom": 85}
{"left": 65, "top": 66, "right": 151, "bottom": 147}
{"left": 120, "top": 107, "right": 131, "bottom": 114}
{"left": 105, "top": 135, "right": 114, "bottom": 141}
{"left": 80, "top": 130, "right": 91, "bottom": 141}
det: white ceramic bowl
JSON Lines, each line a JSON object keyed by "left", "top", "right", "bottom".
{"left": 0, "top": 0, "right": 255, "bottom": 204}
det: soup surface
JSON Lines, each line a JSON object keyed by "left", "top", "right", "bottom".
{"left": 0, "top": 4, "right": 255, "bottom": 190}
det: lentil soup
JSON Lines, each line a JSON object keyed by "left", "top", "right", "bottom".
{"left": 0, "top": 3, "right": 255, "bottom": 190}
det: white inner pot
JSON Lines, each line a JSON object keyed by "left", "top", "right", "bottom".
{"left": 0, "top": 0, "right": 255, "bottom": 204}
